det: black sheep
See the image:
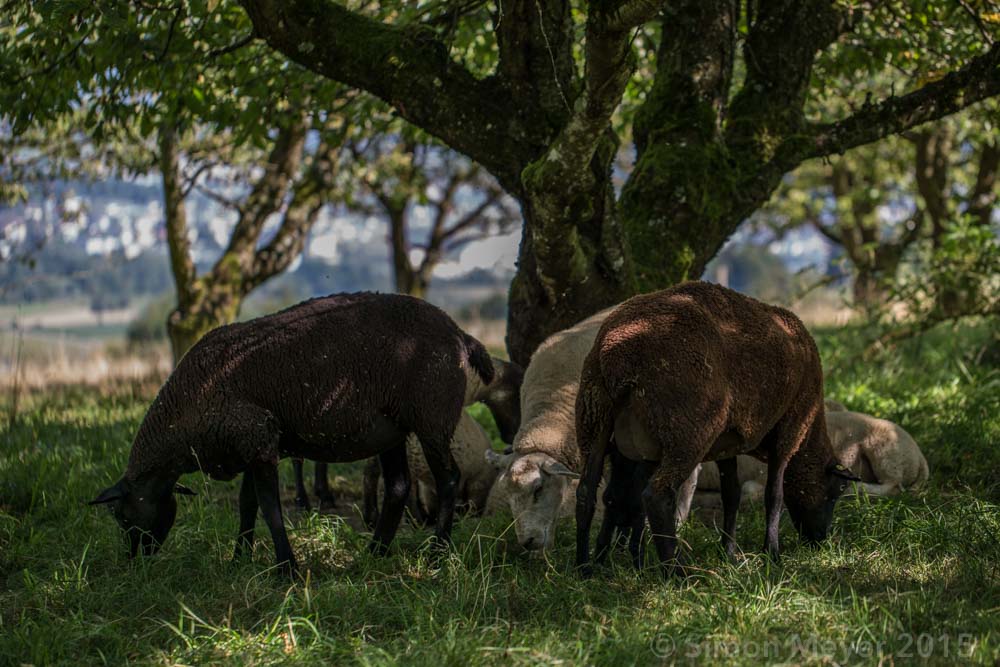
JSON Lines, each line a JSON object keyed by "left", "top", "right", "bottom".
{"left": 293, "top": 356, "right": 523, "bottom": 515}
{"left": 89, "top": 292, "right": 495, "bottom": 574}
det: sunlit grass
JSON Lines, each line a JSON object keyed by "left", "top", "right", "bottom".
{"left": 1, "top": 322, "right": 998, "bottom": 664}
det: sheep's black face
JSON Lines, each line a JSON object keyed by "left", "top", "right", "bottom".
{"left": 484, "top": 363, "right": 524, "bottom": 444}
{"left": 90, "top": 478, "right": 194, "bottom": 558}
{"left": 487, "top": 394, "right": 522, "bottom": 445}
{"left": 786, "top": 462, "right": 859, "bottom": 544}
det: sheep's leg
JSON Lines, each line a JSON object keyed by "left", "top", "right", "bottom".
{"left": 594, "top": 449, "right": 634, "bottom": 565}
{"left": 405, "top": 485, "right": 430, "bottom": 527}
{"left": 763, "top": 458, "right": 788, "bottom": 561}
{"left": 233, "top": 467, "right": 259, "bottom": 561}
{"left": 644, "top": 458, "right": 706, "bottom": 577}
{"left": 575, "top": 450, "right": 604, "bottom": 576}
{"left": 574, "top": 379, "right": 615, "bottom": 576}
{"left": 369, "top": 443, "right": 410, "bottom": 556}
{"left": 313, "top": 462, "right": 336, "bottom": 510}
{"left": 643, "top": 479, "right": 685, "bottom": 577}
{"left": 627, "top": 460, "right": 657, "bottom": 569}
{"left": 251, "top": 461, "right": 298, "bottom": 575}
{"left": 416, "top": 483, "right": 436, "bottom": 525}
{"left": 369, "top": 444, "right": 411, "bottom": 556}
{"left": 361, "top": 457, "right": 381, "bottom": 530}
{"left": 717, "top": 457, "right": 740, "bottom": 558}
{"left": 420, "top": 437, "right": 461, "bottom": 548}
{"left": 291, "top": 458, "right": 311, "bottom": 511}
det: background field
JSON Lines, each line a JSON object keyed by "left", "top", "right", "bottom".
{"left": 1, "top": 322, "right": 998, "bottom": 665}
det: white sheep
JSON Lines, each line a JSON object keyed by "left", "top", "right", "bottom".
{"left": 695, "top": 410, "right": 929, "bottom": 508}
{"left": 484, "top": 307, "right": 615, "bottom": 551}
{"left": 363, "top": 412, "right": 500, "bottom": 525}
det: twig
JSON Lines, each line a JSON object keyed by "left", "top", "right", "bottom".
{"left": 208, "top": 33, "right": 255, "bottom": 58}
{"left": 955, "top": 0, "right": 995, "bottom": 45}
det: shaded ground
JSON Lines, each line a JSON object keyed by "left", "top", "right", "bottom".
{"left": 1, "top": 322, "right": 998, "bottom": 665}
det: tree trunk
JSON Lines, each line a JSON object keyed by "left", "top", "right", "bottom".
{"left": 507, "top": 141, "right": 634, "bottom": 365}
{"left": 851, "top": 269, "right": 884, "bottom": 310}
{"left": 240, "top": 0, "right": 1000, "bottom": 365}
{"left": 166, "top": 281, "right": 243, "bottom": 363}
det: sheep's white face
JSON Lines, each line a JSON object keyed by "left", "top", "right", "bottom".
{"left": 487, "top": 451, "right": 578, "bottom": 551}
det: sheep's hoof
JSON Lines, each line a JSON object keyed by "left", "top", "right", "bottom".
{"left": 368, "top": 539, "right": 390, "bottom": 557}
{"left": 317, "top": 494, "right": 336, "bottom": 511}
{"left": 275, "top": 559, "right": 299, "bottom": 580}
{"left": 661, "top": 555, "right": 690, "bottom": 579}
{"left": 294, "top": 495, "right": 311, "bottom": 511}
{"left": 577, "top": 562, "right": 595, "bottom": 579}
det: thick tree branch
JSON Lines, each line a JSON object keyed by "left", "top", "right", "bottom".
{"left": 495, "top": 0, "right": 576, "bottom": 123}
{"left": 159, "top": 121, "right": 197, "bottom": 308}
{"left": 221, "top": 112, "right": 308, "bottom": 262}
{"left": 809, "top": 217, "right": 843, "bottom": 246}
{"left": 794, "top": 42, "right": 1000, "bottom": 161}
{"left": 239, "top": 0, "right": 531, "bottom": 187}
{"left": 249, "top": 140, "right": 342, "bottom": 288}
{"left": 192, "top": 182, "right": 244, "bottom": 212}
{"left": 520, "top": 9, "right": 635, "bottom": 294}
{"left": 601, "top": 0, "right": 667, "bottom": 31}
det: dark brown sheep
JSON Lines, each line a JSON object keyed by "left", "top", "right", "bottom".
{"left": 574, "top": 281, "right": 859, "bottom": 576}
{"left": 89, "top": 292, "right": 495, "bottom": 574}
{"left": 292, "top": 356, "right": 522, "bottom": 516}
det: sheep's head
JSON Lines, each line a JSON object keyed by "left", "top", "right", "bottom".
{"left": 480, "top": 359, "right": 524, "bottom": 444}
{"left": 90, "top": 477, "right": 195, "bottom": 558}
{"left": 785, "top": 459, "right": 859, "bottom": 544}
{"left": 486, "top": 450, "right": 578, "bottom": 551}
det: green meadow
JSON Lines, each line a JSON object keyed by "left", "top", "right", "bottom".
{"left": 1, "top": 323, "right": 998, "bottom": 665}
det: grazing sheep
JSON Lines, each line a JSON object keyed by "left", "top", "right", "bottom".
{"left": 485, "top": 307, "right": 616, "bottom": 551}
{"left": 89, "top": 292, "right": 494, "bottom": 574}
{"left": 695, "top": 410, "right": 929, "bottom": 507}
{"left": 825, "top": 399, "right": 847, "bottom": 412}
{"left": 363, "top": 412, "right": 499, "bottom": 527}
{"left": 575, "top": 282, "right": 859, "bottom": 576}
{"left": 308, "top": 356, "right": 520, "bottom": 519}
{"left": 291, "top": 459, "right": 337, "bottom": 511}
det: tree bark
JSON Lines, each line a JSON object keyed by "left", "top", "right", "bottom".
{"left": 241, "top": 0, "right": 1000, "bottom": 363}
{"left": 162, "top": 115, "right": 333, "bottom": 363}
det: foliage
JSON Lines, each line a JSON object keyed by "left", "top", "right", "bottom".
{"left": 343, "top": 131, "right": 521, "bottom": 296}
{"left": 6, "top": 1, "right": 1000, "bottom": 363}
{"left": 126, "top": 293, "right": 176, "bottom": 347}
{"left": 880, "top": 217, "right": 1000, "bottom": 343}
{"left": 1, "top": 322, "right": 999, "bottom": 664}
{"left": 755, "top": 103, "right": 997, "bottom": 311}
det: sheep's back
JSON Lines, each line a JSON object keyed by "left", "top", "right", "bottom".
{"left": 514, "top": 307, "right": 612, "bottom": 466}
{"left": 594, "top": 282, "right": 824, "bottom": 444}
{"left": 157, "top": 293, "right": 470, "bottom": 445}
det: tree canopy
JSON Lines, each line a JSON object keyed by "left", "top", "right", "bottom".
{"left": 3, "top": 1, "right": 999, "bottom": 362}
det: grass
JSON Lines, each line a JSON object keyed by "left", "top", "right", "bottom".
{"left": 1, "top": 323, "right": 999, "bottom": 665}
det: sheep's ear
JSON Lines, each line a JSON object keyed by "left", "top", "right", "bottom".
{"left": 828, "top": 462, "right": 861, "bottom": 482}
{"left": 89, "top": 480, "right": 126, "bottom": 506}
{"left": 542, "top": 461, "right": 580, "bottom": 479}
{"left": 485, "top": 449, "right": 513, "bottom": 470}
{"left": 174, "top": 483, "right": 197, "bottom": 496}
